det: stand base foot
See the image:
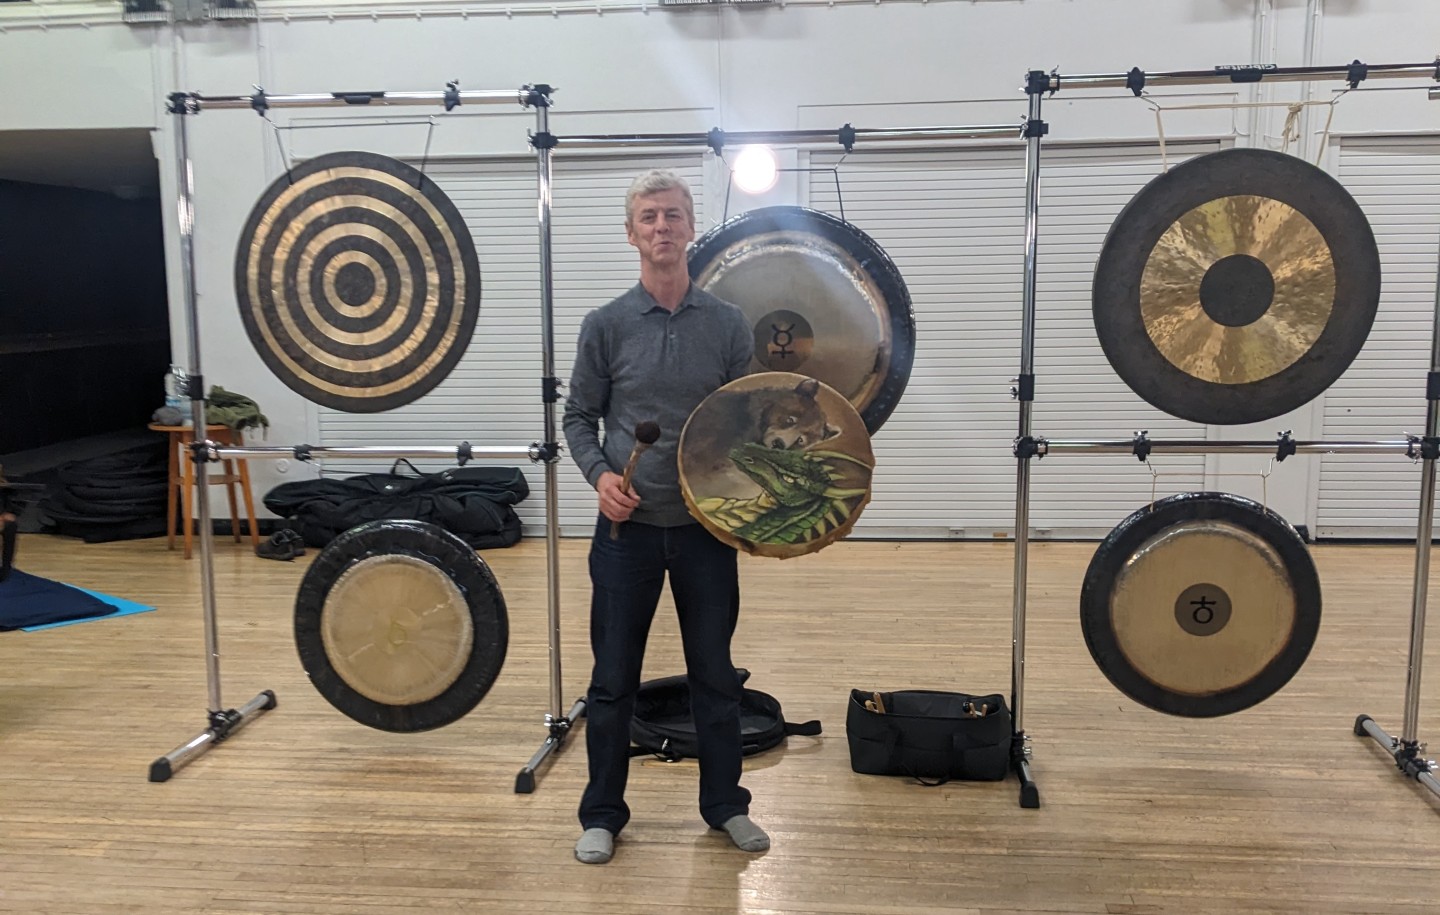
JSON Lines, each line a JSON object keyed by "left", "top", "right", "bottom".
{"left": 149, "top": 689, "right": 277, "bottom": 782}
{"left": 1354, "top": 713, "right": 1440, "bottom": 801}
{"left": 1012, "top": 731, "right": 1040, "bottom": 808}
{"left": 515, "top": 696, "right": 587, "bottom": 795}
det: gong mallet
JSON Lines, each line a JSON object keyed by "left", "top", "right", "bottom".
{"left": 611, "top": 421, "right": 661, "bottom": 540}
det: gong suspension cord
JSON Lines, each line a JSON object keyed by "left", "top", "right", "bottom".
{"left": 261, "top": 114, "right": 443, "bottom": 186}
{"left": 1138, "top": 91, "right": 1350, "bottom": 170}
{"left": 1143, "top": 458, "right": 1275, "bottom": 511}
{"left": 715, "top": 149, "right": 850, "bottom": 224}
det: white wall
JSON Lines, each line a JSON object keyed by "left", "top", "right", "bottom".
{"left": 2, "top": 0, "right": 1438, "bottom": 536}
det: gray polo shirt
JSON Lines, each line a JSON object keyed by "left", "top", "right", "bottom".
{"left": 563, "top": 281, "right": 752, "bottom": 528}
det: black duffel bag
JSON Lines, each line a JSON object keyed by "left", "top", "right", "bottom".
{"left": 264, "top": 461, "right": 528, "bottom": 550}
{"left": 846, "top": 688, "right": 1011, "bottom": 784}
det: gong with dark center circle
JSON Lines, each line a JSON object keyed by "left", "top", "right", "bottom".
{"left": 294, "top": 519, "right": 508, "bottom": 732}
{"left": 1092, "top": 147, "right": 1380, "bottom": 426}
{"left": 1080, "top": 492, "right": 1321, "bottom": 718}
{"left": 688, "top": 206, "right": 915, "bottom": 435}
{"left": 235, "top": 151, "right": 481, "bottom": 414}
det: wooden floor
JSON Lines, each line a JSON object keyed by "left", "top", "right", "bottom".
{"left": 1, "top": 531, "right": 1438, "bottom": 914}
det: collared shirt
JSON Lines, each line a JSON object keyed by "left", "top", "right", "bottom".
{"left": 564, "top": 281, "right": 752, "bottom": 527}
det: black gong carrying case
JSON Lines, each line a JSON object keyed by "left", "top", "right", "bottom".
{"left": 630, "top": 670, "right": 821, "bottom": 761}
{"left": 846, "top": 688, "right": 1011, "bottom": 783}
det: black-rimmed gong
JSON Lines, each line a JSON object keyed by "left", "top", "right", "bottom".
{"left": 235, "top": 151, "right": 481, "bottom": 414}
{"left": 294, "top": 519, "right": 507, "bottom": 732}
{"left": 1080, "top": 492, "right": 1321, "bottom": 718}
{"left": 1093, "top": 148, "right": 1380, "bottom": 426}
{"left": 688, "top": 206, "right": 915, "bottom": 435}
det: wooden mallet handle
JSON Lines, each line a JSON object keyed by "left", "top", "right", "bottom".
{"left": 610, "top": 421, "right": 661, "bottom": 540}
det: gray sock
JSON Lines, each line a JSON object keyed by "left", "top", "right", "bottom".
{"left": 719, "top": 814, "right": 770, "bottom": 852}
{"left": 574, "top": 827, "right": 614, "bottom": 864}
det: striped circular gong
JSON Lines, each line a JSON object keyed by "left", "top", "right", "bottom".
{"left": 1093, "top": 148, "right": 1380, "bottom": 425}
{"left": 235, "top": 151, "right": 481, "bottom": 413}
{"left": 294, "top": 519, "right": 508, "bottom": 732}
{"left": 1080, "top": 492, "right": 1321, "bottom": 718}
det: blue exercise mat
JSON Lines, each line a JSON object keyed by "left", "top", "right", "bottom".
{"left": 0, "top": 569, "right": 156, "bottom": 631}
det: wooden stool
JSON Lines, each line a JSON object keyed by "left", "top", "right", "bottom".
{"left": 148, "top": 423, "right": 260, "bottom": 559}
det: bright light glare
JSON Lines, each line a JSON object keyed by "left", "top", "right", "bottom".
{"left": 732, "top": 146, "right": 779, "bottom": 194}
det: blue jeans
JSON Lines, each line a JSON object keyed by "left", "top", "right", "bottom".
{"left": 579, "top": 515, "right": 751, "bottom": 834}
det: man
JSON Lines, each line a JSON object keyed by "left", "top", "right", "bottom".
{"left": 562, "top": 169, "right": 766, "bottom": 865}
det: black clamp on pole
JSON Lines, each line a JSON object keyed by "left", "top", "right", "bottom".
{"left": 530, "top": 130, "right": 558, "bottom": 151}
{"left": 333, "top": 91, "right": 384, "bottom": 105}
{"left": 188, "top": 438, "right": 217, "bottom": 466}
{"left": 1024, "top": 69, "right": 1056, "bottom": 96}
{"left": 293, "top": 445, "right": 315, "bottom": 463}
{"left": 167, "top": 92, "right": 198, "bottom": 116}
{"left": 1405, "top": 435, "right": 1440, "bottom": 461}
{"left": 838, "top": 123, "right": 857, "bottom": 153}
{"left": 1014, "top": 436, "right": 1046, "bottom": 461}
{"left": 1346, "top": 60, "right": 1369, "bottom": 89}
{"left": 523, "top": 84, "right": 554, "bottom": 109}
{"left": 542, "top": 376, "right": 562, "bottom": 404}
{"left": 1132, "top": 430, "right": 1152, "bottom": 463}
{"left": 249, "top": 87, "right": 269, "bottom": 116}
{"left": 530, "top": 442, "right": 561, "bottom": 464}
{"left": 457, "top": 442, "right": 473, "bottom": 466}
{"left": 706, "top": 127, "right": 727, "bottom": 157}
{"left": 1426, "top": 370, "right": 1440, "bottom": 402}
{"left": 1126, "top": 67, "right": 1146, "bottom": 97}
{"left": 1023, "top": 118, "right": 1049, "bottom": 139}
{"left": 1275, "top": 431, "right": 1297, "bottom": 462}
{"left": 444, "top": 80, "right": 462, "bottom": 112}
{"left": 1011, "top": 374, "right": 1035, "bottom": 402}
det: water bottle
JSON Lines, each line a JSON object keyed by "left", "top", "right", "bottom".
{"left": 164, "top": 364, "right": 192, "bottom": 425}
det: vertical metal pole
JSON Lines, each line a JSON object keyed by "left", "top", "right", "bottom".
{"left": 1011, "top": 86, "right": 1044, "bottom": 734}
{"left": 1007, "top": 77, "right": 1046, "bottom": 809}
{"left": 173, "top": 100, "right": 224, "bottom": 714}
{"left": 535, "top": 102, "right": 565, "bottom": 725}
{"left": 1401, "top": 232, "right": 1440, "bottom": 743}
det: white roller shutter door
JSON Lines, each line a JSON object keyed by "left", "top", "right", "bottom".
{"left": 809, "top": 141, "right": 1220, "bottom": 538}
{"left": 1316, "top": 137, "right": 1440, "bottom": 539}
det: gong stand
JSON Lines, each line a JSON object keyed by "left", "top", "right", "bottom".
{"left": 151, "top": 84, "right": 557, "bottom": 784}
{"left": 543, "top": 116, "right": 1036, "bottom": 797}
{"left": 1010, "top": 60, "right": 1440, "bottom": 808}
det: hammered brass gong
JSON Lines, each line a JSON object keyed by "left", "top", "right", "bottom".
{"left": 688, "top": 207, "right": 915, "bottom": 435}
{"left": 235, "top": 151, "right": 481, "bottom": 413}
{"left": 294, "top": 519, "right": 507, "bottom": 732}
{"left": 1093, "top": 148, "right": 1380, "bottom": 425}
{"left": 1080, "top": 492, "right": 1321, "bottom": 718}
{"left": 678, "top": 372, "right": 874, "bottom": 559}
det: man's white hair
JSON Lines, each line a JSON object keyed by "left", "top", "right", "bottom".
{"left": 625, "top": 169, "right": 695, "bottom": 227}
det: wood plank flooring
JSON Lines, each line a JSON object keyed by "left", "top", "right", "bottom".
{"left": 1, "top": 532, "right": 1437, "bottom": 914}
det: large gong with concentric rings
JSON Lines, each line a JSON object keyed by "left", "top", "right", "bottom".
{"left": 235, "top": 151, "right": 481, "bottom": 413}
{"left": 1093, "top": 147, "right": 1381, "bottom": 426}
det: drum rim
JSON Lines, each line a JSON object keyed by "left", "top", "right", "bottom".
{"left": 677, "top": 370, "right": 875, "bottom": 559}
{"left": 688, "top": 205, "right": 915, "bottom": 435}
{"left": 1079, "top": 491, "right": 1322, "bottom": 718}
{"left": 1092, "top": 147, "right": 1381, "bottom": 426}
{"left": 294, "top": 518, "right": 508, "bottom": 732}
